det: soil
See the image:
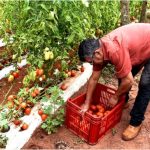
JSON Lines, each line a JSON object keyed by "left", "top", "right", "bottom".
{"left": 0, "top": 66, "right": 27, "bottom": 104}
{"left": 0, "top": 66, "right": 150, "bottom": 149}
{"left": 0, "top": 47, "right": 5, "bottom": 55}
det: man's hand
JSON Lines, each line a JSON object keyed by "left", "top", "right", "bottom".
{"left": 80, "top": 103, "right": 89, "bottom": 118}
{"left": 108, "top": 94, "right": 119, "bottom": 108}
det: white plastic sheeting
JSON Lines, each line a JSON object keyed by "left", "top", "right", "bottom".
{"left": 0, "top": 59, "right": 27, "bottom": 80}
{"left": 0, "top": 39, "right": 6, "bottom": 47}
{"left": 3, "top": 63, "right": 92, "bottom": 150}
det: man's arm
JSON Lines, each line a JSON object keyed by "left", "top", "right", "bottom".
{"left": 81, "top": 70, "right": 101, "bottom": 111}
{"left": 109, "top": 72, "right": 134, "bottom": 107}
{"left": 116, "top": 72, "right": 134, "bottom": 97}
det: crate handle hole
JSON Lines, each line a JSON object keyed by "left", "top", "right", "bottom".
{"left": 107, "top": 89, "right": 115, "bottom": 94}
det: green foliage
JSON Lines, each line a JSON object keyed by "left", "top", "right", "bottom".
{"left": 41, "top": 86, "right": 64, "bottom": 114}
{"left": 41, "top": 108, "right": 65, "bottom": 134}
{"left": 130, "top": 0, "right": 143, "bottom": 20}
{"left": 88, "top": 0, "right": 120, "bottom": 34}
{"left": 41, "top": 86, "right": 65, "bottom": 134}
{"left": 0, "top": 0, "right": 121, "bottom": 68}
{"left": 0, "top": 110, "right": 8, "bottom": 127}
{"left": 0, "top": 134, "right": 8, "bottom": 148}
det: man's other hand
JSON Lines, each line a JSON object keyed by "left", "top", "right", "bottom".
{"left": 108, "top": 94, "right": 119, "bottom": 108}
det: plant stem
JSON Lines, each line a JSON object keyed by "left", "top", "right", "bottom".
{"left": 1, "top": 82, "right": 14, "bottom": 105}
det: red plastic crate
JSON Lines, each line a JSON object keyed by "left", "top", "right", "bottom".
{"left": 65, "top": 83, "right": 125, "bottom": 145}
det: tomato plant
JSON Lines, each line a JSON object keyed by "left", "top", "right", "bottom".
{"left": 0, "top": 134, "right": 8, "bottom": 148}
{"left": 13, "top": 119, "right": 22, "bottom": 126}
{"left": 39, "top": 86, "right": 65, "bottom": 133}
{"left": 41, "top": 108, "right": 65, "bottom": 134}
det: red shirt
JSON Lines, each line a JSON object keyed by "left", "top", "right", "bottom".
{"left": 93, "top": 23, "right": 150, "bottom": 78}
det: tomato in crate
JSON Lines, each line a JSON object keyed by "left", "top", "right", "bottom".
{"left": 65, "top": 83, "right": 125, "bottom": 145}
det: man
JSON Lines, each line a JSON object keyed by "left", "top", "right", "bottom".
{"left": 78, "top": 23, "right": 150, "bottom": 141}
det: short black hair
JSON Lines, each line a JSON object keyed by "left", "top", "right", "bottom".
{"left": 78, "top": 38, "right": 100, "bottom": 62}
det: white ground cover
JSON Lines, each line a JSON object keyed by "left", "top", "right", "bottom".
{"left": 0, "top": 58, "right": 27, "bottom": 80}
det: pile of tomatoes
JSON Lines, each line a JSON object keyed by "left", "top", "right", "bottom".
{"left": 87, "top": 104, "right": 111, "bottom": 118}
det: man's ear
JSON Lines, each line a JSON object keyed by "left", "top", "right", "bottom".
{"left": 94, "top": 48, "right": 101, "bottom": 55}
{"left": 95, "top": 49, "right": 99, "bottom": 53}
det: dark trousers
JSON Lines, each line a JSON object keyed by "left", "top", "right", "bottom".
{"left": 118, "top": 60, "right": 150, "bottom": 126}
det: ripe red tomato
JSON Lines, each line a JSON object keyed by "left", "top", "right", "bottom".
{"left": 21, "top": 123, "right": 29, "bottom": 130}
{"left": 80, "top": 66, "right": 85, "bottom": 72}
{"left": 96, "top": 112, "right": 104, "bottom": 118}
{"left": 13, "top": 119, "right": 22, "bottom": 126}
{"left": 60, "top": 83, "right": 68, "bottom": 91}
{"left": 99, "top": 107, "right": 105, "bottom": 113}
{"left": 38, "top": 109, "right": 43, "bottom": 116}
{"left": 12, "top": 72, "right": 19, "bottom": 78}
{"left": 90, "top": 105, "right": 97, "bottom": 111}
{"left": 36, "top": 69, "right": 44, "bottom": 77}
{"left": 31, "top": 92, "right": 36, "bottom": 98}
{"left": 104, "top": 110, "right": 111, "bottom": 116}
{"left": 36, "top": 69, "right": 40, "bottom": 76}
{"left": 38, "top": 69, "right": 44, "bottom": 76}
{"left": 41, "top": 114, "right": 48, "bottom": 121}
{"left": 34, "top": 89, "right": 40, "bottom": 95}
{"left": 71, "top": 70, "right": 76, "bottom": 77}
{"left": 24, "top": 107, "right": 31, "bottom": 115}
